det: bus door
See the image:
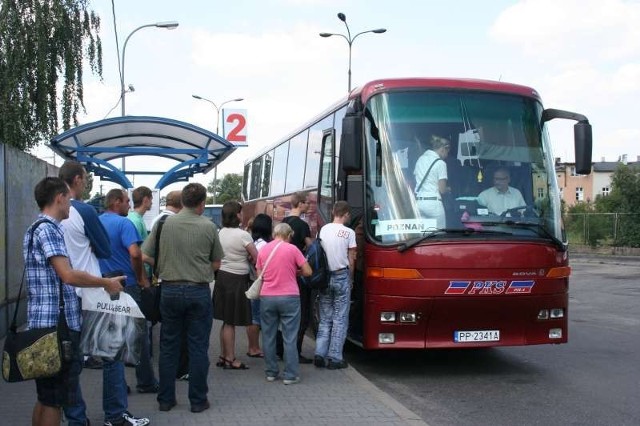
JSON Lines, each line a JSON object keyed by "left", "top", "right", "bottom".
{"left": 318, "top": 128, "right": 335, "bottom": 223}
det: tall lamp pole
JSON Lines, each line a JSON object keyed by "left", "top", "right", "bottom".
{"left": 320, "top": 13, "right": 386, "bottom": 92}
{"left": 192, "top": 95, "right": 244, "bottom": 203}
{"left": 119, "top": 21, "right": 178, "bottom": 173}
{"left": 120, "top": 21, "right": 179, "bottom": 116}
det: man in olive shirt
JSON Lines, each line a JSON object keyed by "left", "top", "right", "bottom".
{"left": 142, "top": 183, "right": 223, "bottom": 414}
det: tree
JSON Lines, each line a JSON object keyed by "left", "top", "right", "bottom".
{"left": 0, "top": 0, "right": 102, "bottom": 151}
{"left": 81, "top": 172, "right": 94, "bottom": 200}
{"left": 595, "top": 163, "right": 640, "bottom": 247}
{"left": 207, "top": 173, "right": 242, "bottom": 204}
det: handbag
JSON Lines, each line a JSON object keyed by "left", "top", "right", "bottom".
{"left": 140, "top": 286, "right": 161, "bottom": 324}
{"left": 245, "top": 242, "right": 283, "bottom": 300}
{"left": 139, "top": 213, "right": 171, "bottom": 324}
{"left": 2, "top": 220, "right": 70, "bottom": 383}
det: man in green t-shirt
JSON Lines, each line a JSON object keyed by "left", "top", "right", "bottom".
{"left": 127, "top": 186, "right": 153, "bottom": 241}
{"left": 128, "top": 186, "right": 153, "bottom": 279}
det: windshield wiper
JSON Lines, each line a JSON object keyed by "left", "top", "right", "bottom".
{"left": 501, "top": 221, "right": 567, "bottom": 252}
{"left": 397, "top": 228, "right": 511, "bottom": 253}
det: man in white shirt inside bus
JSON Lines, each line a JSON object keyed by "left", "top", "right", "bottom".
{"left": 477, "top": 167, "right": 526, "bottom": 215}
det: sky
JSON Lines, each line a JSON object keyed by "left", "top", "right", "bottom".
{"left": 34, "top": 0, "right": 640, "bottom": 196}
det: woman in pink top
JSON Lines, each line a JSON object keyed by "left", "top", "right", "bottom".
{"left": 257, "top": 222, "right": 311, "bottom": 384}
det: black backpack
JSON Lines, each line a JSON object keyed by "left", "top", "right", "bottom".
{"left": 301, "top": 237, "right": 329, "bottom": 290}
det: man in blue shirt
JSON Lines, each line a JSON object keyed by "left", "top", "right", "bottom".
{"left": 99, "top": 189, "right": 158, "bottom": 394}
{"left": 25, "top": 177, "right": 123, "bottom": 426}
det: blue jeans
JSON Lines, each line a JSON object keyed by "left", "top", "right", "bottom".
{"left": 315, "top": 269, "right": 351, "bottom": 362}
{"left": 103, "top": 359, "right": 128, "bottom": 423}
{"left": 260, "top": 296, "right": 300, "bottom": 380}
{"left": 62, "top": 342, "right": 86, "bottom": 425}
{"left": 125, "top": 285, "right": 158, "bottom": 389}
{"left": 63, "top": 383, "right": 87, "bottom": 426}
{"left": 158, "top": 284, "right": 213, "bottom": 407}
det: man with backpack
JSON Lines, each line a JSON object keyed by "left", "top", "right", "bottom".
{"left": 281, "top": 192, "right": 314, "bottom": 364}
{"left": 314, "top": 201, "right": 357, "bottom": 370}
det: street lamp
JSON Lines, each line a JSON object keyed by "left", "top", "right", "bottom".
{"left": 119, "top": 21, "right": 178, "bottom": 174}
{"left": 120, "top": 21, "right": 179, "bottom": 116}
{"left": 191, "top": 94, "right": 244, "bottom": 203}
{"left": 320, "top": 12, "right": 386, "bottom": 92}
{"left": 191, "top": 95, "right": 244, "bottom": 134}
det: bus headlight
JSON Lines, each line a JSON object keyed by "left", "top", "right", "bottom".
{"left": 550, "top": 308, "right": 564, "bottom": 318}
{"left": 399, "top": 312, "right": 417, "bottom": 323}
{"left": 380, "top": 312, "right": 396, "bottom": 322}
{"left": 549, "top": 328, "right": 562, "bottom": 339}
{"left": 379, "top": 333, "right": 395, "bottom": 344}
{"left": 537, "top": 309, "right": 549, "bottom": 320}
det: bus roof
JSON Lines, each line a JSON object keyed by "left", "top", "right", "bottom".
{"left": 354, "top": 78, "right": 541, "bottom": 103}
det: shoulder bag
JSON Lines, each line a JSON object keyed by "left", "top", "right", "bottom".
{"left": 139, "top": 214, "right": 169, "bottom": 324}
{"left": 245, "top": 241, "right": 283, "bottom": 300}
{"left": 416, "top": 158, "right": 443, "bottom": 194}
{"left": 2, "top": 220, "right": 71, "bottom": 382}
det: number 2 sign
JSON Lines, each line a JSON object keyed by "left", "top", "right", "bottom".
{"left": 222, "top": 109, "right": 248, "bottom": 147}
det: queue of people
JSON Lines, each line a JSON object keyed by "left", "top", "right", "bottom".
{"left": 22, "top": 164, "right": 358, "bottom": 425}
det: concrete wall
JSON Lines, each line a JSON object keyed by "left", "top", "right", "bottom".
{"left": 1, "top": 144, "right": 58, "bottom": 338}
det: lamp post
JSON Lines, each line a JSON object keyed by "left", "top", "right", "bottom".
{"left": 320, "top": 12, "right": 386, "bottom": 92}
{"left": 120, "top": 21, "right": 179, "bottom": 116}
{"left": 119, "top": 21, "right": 178, "bottom": 174}
{"left": 191, "top": 94, "right": 244, "bottom": 203}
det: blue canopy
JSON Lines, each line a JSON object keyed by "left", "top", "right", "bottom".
{"left": 49, "top": 116, "right": 236, "bottom": 189}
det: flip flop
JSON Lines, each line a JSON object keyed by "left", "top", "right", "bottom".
{"left": 223, "top": 358, "right": 249, "bottom": 370}
{"left": 247, "top": 352, "right": 264, "bottom": 358}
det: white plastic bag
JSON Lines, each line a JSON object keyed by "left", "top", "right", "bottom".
{"left": 457, "top": 100, "right": 481, "bottom": 166}
{"left": 79, "top": 288, "right": 146, "bottom": 365}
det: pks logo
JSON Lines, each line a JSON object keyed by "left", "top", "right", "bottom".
{"left": 445, "top": 280, "right": 535, "bottom": 295}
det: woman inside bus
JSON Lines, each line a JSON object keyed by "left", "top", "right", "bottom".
{"left": 213, "top": 201, "right": 258, "bottom": 369}
{"left": 413, "top": 135, "right": 451, "bottom": 229}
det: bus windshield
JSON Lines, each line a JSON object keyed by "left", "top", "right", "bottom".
{"left": 363, "top": 90, "right": 564, "bottom": 246}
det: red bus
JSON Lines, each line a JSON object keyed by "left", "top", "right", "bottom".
{"left": 242, "top": 78, "right": 592, "bottom": 349}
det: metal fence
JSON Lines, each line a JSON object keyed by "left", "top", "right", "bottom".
{"left": 565, "top": 213, "right": 640, "bottom": 248}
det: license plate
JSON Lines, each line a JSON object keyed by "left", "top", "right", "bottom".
{"left": 454, "top": 330, "right": 500, "bottom": 343}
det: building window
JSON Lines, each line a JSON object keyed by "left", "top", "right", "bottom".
{"left": 602, "top": 186, "right": 610, "bottom": 196}
{"left": 575, "top": 187, "right": 584, "bottom": 201}
{"left": 537, "top": 188, "right": 544, "bottom": 199}
{"left": 570, "top": 166, "right": 577, "bottom": 176}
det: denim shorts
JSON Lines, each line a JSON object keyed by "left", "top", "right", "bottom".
{"left": 35, "top": 330, "right": 82, "bottom": 407}
{"left": 251, "top": 299, "right": 261, "bottom": 326}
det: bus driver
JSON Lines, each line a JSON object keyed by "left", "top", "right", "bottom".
{"left": 477, "top": 167, "right": 526, "bottom": 215}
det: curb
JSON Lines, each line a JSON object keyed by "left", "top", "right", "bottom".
{"left": 344, "top": 365, "right": 429, "bottom": 426}
{"left": 305, "top": 336, "right": 428, "bottom": 426}
{"left": 570, "top": 253, "right": 640, "bottom": 266}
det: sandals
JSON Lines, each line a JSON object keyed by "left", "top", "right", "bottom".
{"left": 223, "top": 358, "right": 249, "bottom": 370}
{"left": 247, "top": 352, "right": 264, "bottom": 358}
{"left": 216, "top": 356, "right": 226, "bottom": 368}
